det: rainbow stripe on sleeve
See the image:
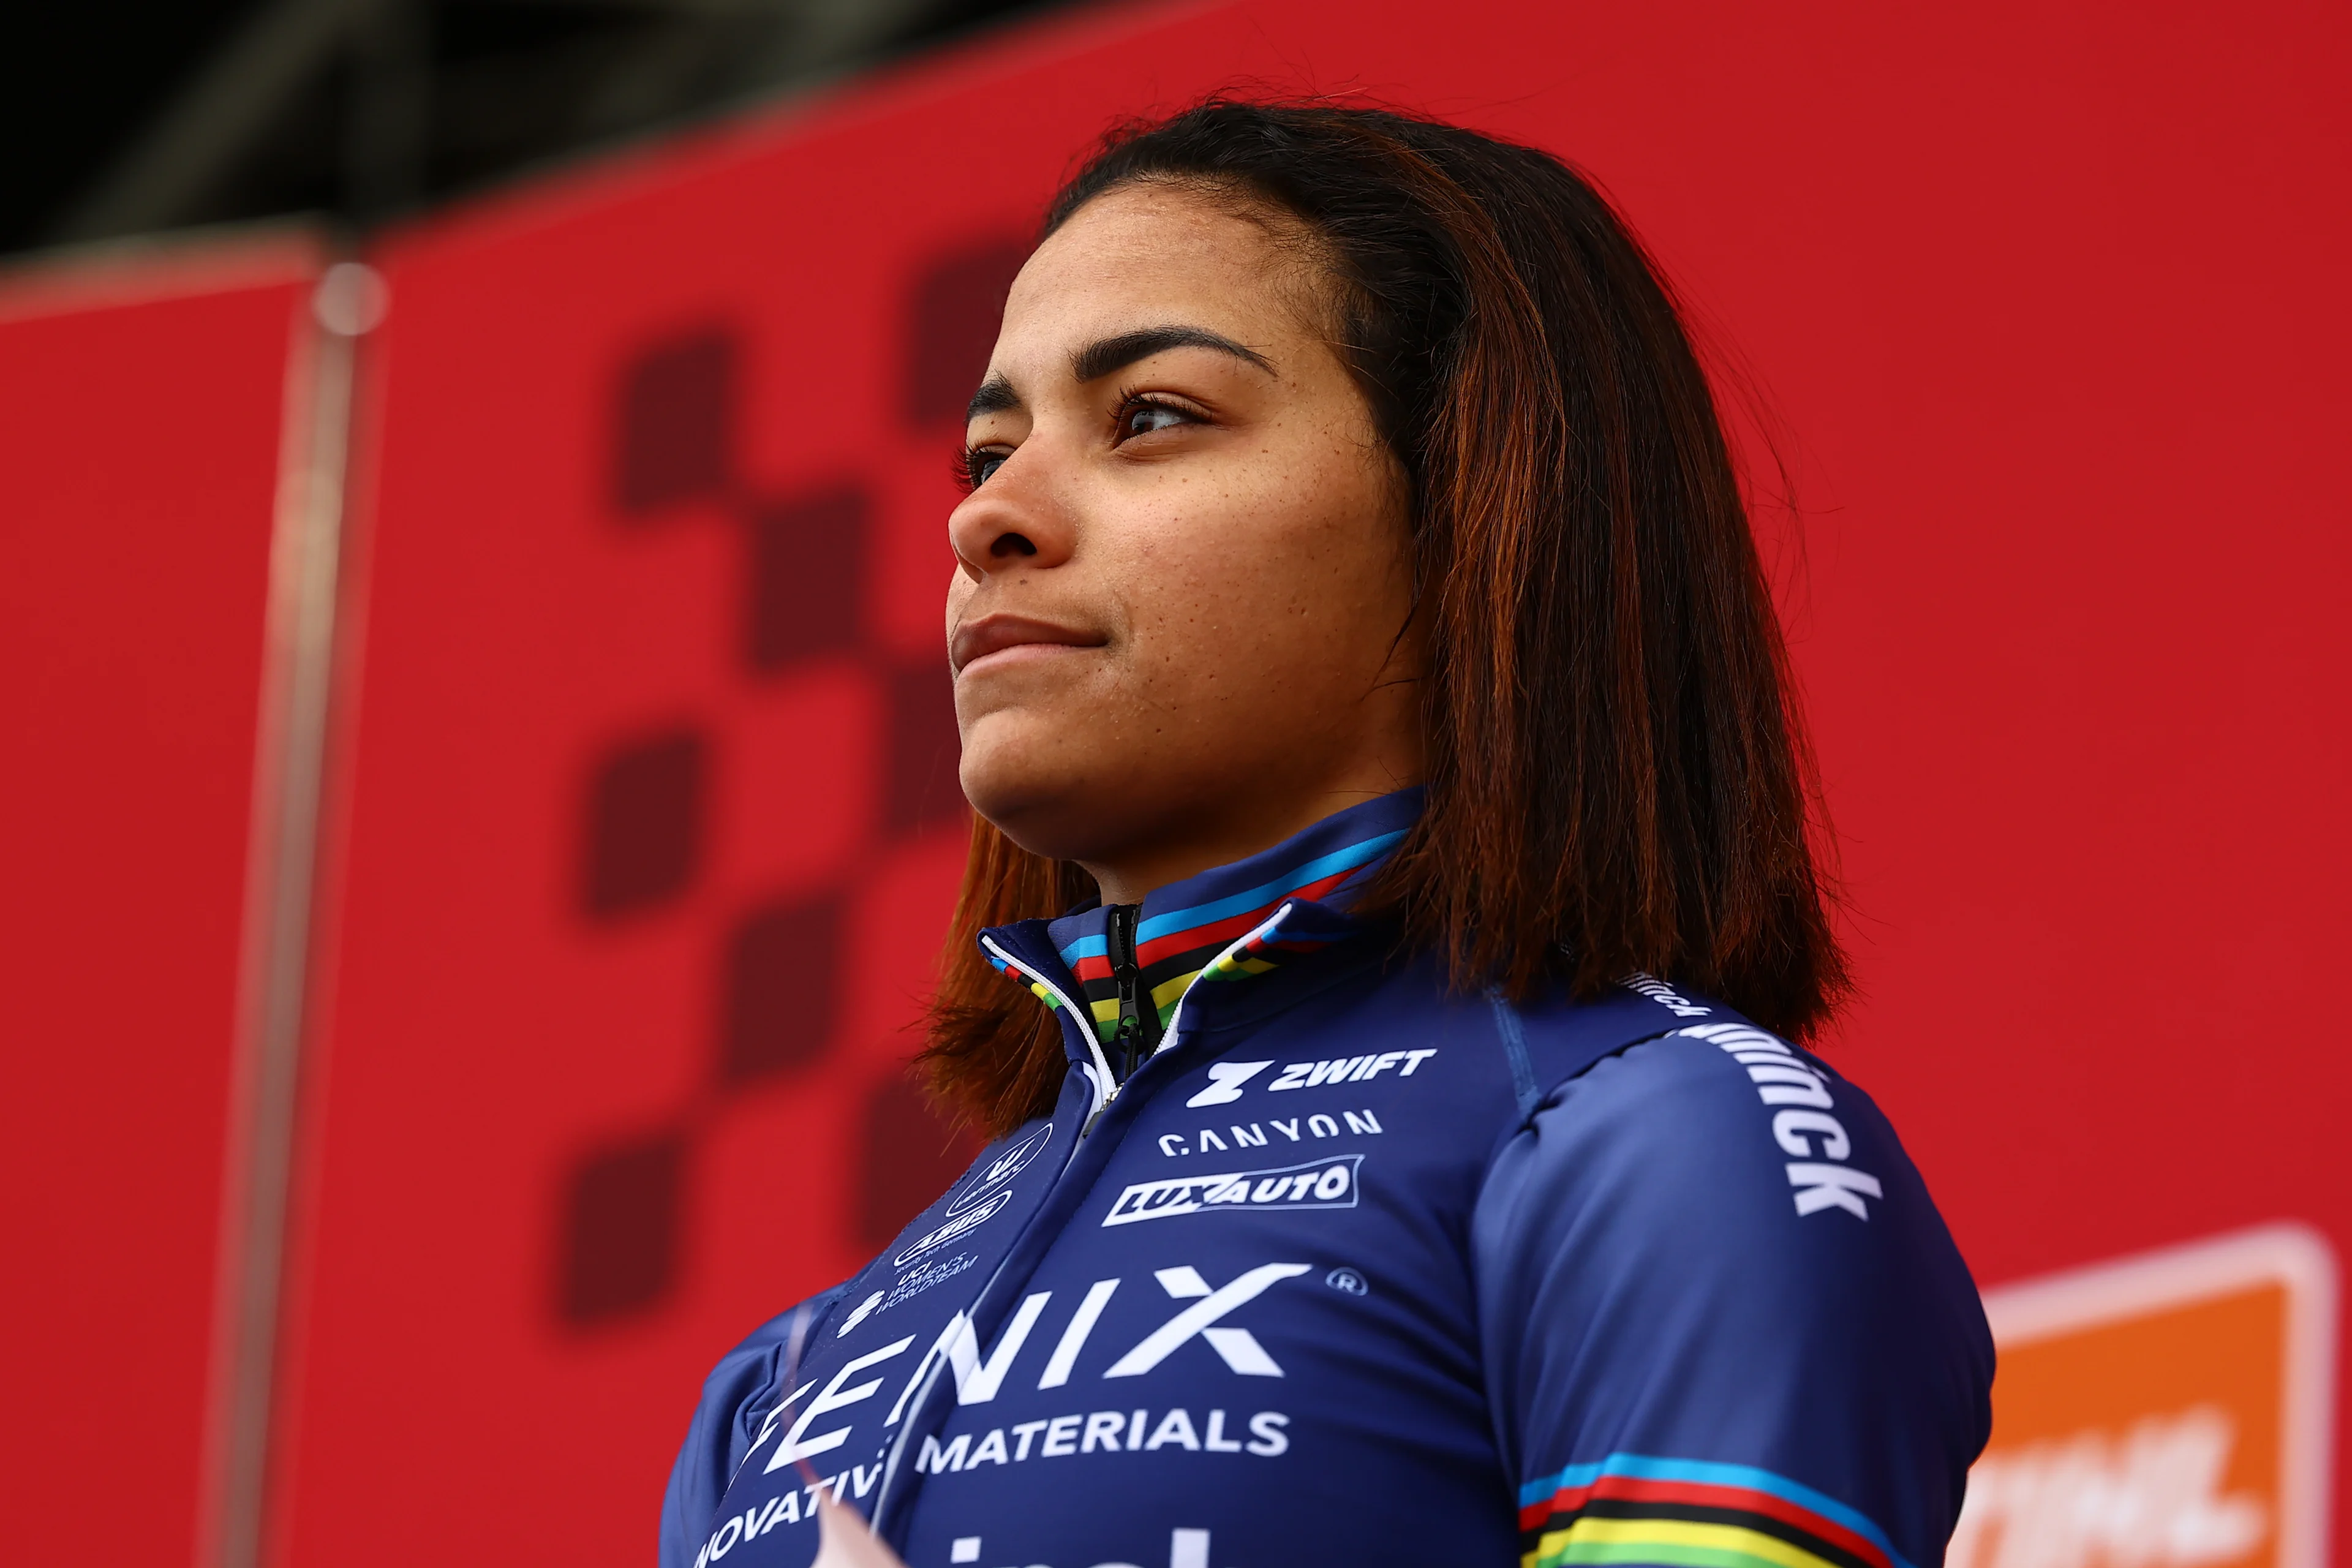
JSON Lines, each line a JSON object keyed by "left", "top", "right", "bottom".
{"left": 1517, "top": 1455, "right": 1913, "bottom": 1568}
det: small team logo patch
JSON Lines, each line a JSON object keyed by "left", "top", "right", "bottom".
{"left": 948, "top": 1122, "right": 1052, "bottom": 1216}
{"left": 894, "top": 1189, "right": 1012, "bottom": 1265}
{"left": 1101, "top": 1156, "right": 1363, "bottom": 1227}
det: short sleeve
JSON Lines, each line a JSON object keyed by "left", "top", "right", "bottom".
{"left": 658, "top": 1287, "right": 845, "bottom": 1568}
{"left": 1473, "top": 1028, "right": 1993, "bottom": 1568}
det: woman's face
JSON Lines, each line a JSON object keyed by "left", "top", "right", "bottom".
{"left": 946, "top": 183, "right": 1423, "bottom": 900}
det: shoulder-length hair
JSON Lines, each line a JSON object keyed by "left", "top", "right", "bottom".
{"left": 922, "top": 99, "right": 1847, "bottom": 1138}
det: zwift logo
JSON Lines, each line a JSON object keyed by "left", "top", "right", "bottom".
{"left": 1183, "top": 1051, "right": 1438, "bottom": 1106}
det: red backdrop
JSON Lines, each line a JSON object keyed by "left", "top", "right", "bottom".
{"left": 0, "top": 238, "right": 317, "bottom": 1564}
{"left": 4, "top": 1, "right": 2347, "bottom": 1564}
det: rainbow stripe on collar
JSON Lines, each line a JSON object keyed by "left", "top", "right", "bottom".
{"left": 981, "top": 947, "right": 1068, "bottom": 1014}
{"left": 1042, "top": 793, "right": 1417, "bottom": 1046}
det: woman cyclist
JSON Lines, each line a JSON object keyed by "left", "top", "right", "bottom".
{"left": 663, "top": 99, "right": 1992, "bottom": 1568}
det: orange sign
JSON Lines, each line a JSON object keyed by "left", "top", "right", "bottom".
{"left": 1952, "top": 1224, "right": 2337, "bottom": 1568}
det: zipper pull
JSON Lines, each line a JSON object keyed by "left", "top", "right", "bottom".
{"left": 1109, "top": 903, "right": 1148, "bottom": 1082}
{"left": 1079, "top": 1079, "right": 1119, "bottom": 1139}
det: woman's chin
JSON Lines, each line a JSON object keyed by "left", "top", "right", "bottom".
{"left": 958, "top": 755, "right": 1095, "bottom": 856}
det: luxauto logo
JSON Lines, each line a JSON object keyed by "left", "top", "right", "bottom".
{"left": 1102, "top": 1156, "right": 1362, "bottom": 1227}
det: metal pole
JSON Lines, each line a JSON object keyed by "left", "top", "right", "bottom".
{"left": 203, "top": 258, "right": 381, "bottom": 1568}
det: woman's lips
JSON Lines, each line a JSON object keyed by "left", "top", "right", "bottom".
{"left": 950, "top": 614, "right": 1106, "bottom": 676}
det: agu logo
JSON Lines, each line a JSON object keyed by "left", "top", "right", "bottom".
{"left": 1951, "top": 1223, "right": 2339, "bottom": 1568}
{"left": 894, "top": 1189, "right": 1012, "bottom": 1267}
{"left": 1102, "top": 1156, "right": 1362, "bottom": 1227}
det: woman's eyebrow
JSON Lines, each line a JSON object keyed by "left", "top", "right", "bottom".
{"left": 963, "top": 326, "right": 1276, "bottom": 424}
{"left": 967, "top": 377, "right": 1021, "bottom": 421}
{"left": 1072, "top": 325, "right": 1275, "bottom": 383}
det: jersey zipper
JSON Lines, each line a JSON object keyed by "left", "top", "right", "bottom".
{"left": 1106, "top": 902, "right": 1161, "bottom": 1085}
{"left": 976, "top": 932, "right": 1114, "bottom": 1126}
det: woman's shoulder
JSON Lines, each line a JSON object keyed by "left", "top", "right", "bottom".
{"left": 702, "top": 1286, "right": 847, "bottom": 1394}
{"left": 659, "top": 1285, "right": 850, "bottom": 1568}
{"left": 1473, "top": 1007, "right": 1988, "bottom": 1355}
{"left": 1510, "top": 1008, "right": 1924, "bottom": 1224}
{"left": 1471, "top": 1014, "right": 1994, "bottom": 1568}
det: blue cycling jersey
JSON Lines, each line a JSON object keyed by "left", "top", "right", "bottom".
{"left": 662, "top": 791, "right": 1992, "bottom": 1568}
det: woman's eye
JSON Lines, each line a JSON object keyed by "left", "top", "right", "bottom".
{"left": 1118, "top": 400, "right": 1196, "bottom": 440}
{"left": 965, "top": 447, "right": 1011, "bottom": 488}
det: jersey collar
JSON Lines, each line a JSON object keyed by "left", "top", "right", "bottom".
{"left": 978, "top": 788, "right": 1422, "bottom": 1070}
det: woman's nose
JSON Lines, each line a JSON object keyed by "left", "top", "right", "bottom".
{"left": 947, "top": 450, "right": 1074, "bottom": 579}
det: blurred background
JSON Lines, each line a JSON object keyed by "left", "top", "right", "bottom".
{"left": 2, "top": 4, "right": 2346, "bottom": 1568}
{"left": 4, "top": 0, "right": 1069, "bottom": 249}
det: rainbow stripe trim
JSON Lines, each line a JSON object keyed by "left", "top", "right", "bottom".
{"left": 1053, "top": 828, "right": 1404, "bottom": 1044}
{"left": 982, "top": 949, "right": 1065, "bottom": 1012}
{"left": 1516, "top": 1455, "right": 1912, "bottom": 1568}
{"left": 1055, "top": 831, "right": 1404, "bottom": 965}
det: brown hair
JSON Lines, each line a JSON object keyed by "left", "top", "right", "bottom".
{"left": 922, "top": 99, "right": 1847, "bottom": 1138}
